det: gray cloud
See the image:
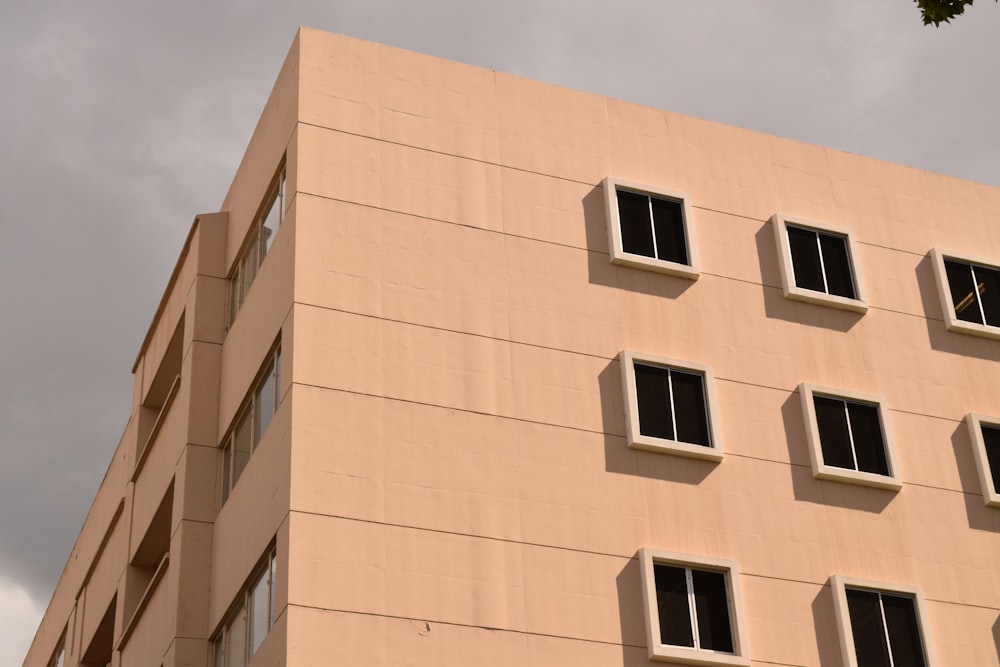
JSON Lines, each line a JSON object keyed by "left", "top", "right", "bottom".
{"left": 1, "top": 0, "right": 997, "bottom": 653}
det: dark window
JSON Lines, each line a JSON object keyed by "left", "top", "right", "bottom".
{"left": 221, "top": 344, "right": 282, "bottom": 505}
{"left": 814, "top": 396, "right": 889, "bottom": 476}
{"left": 616, "top": 189, "right": 689, "bottom": 265}
{"left": 634, "top": 362, "right": 711, "bottom": 446}
{"left": 846, "top": 588, "right": 926, "bottom": 667}
{"left": 981, "top": 424, "right": 1000, "bottom": 493}
{"left": 786, "top": 225, "right": 857, "bottom": 299}
{"left": 944, "top": 258, "right": 1000, "bottom": 327}
{"left": 653, "top": 564, "right": 734, "bottom": 653}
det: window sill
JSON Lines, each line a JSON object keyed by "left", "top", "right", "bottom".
{"left": 813, "top": 465, "right": 902, "bottom": 491}
{"left": 650, "top": 645, "right": 751, "bottom": 666}
{"left": 783, "top": 286, "right": 868, "bottom": 314}
{"left": 610, "top": 252, "right": 701, "bottom": 280}
{"left": 942, "top": 318, "right": 1000, "bottom": 341}
{"left": 628, "top": 434, "right": 723, "bottom": 462}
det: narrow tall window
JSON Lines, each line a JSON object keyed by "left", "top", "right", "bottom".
{"left": 221, "top": 343, "right": 282, "bottom": 505}
{"left": 213, "top": 547, "right": 279, "bottom": 666}
{"left": 639, "top": 549, "right": 750, "bottom": 665}
{"left": 800, "top": 384, "right": 900, "bottom": 490}
{"left": 772, "top": 214, "right": 866, "bottom": 312}
{"left": 621, "top": 351, "right": 722, "bottom": 462}
{"left": 229, "top": 162, "right": 286, "bottom": 326}
{"left": 832, "top": 577, "right": 933, "bottom": 667}
{"left": 965, "top": 413, "right": 1000, "bottom": 506}
{"left": 603, "top": 177, "right": 699, "bottom": 279}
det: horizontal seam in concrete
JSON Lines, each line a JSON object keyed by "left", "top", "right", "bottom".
{"left": 292, "top": 300, "right": 964, "bottom": 424}
{"left": 296, "top": 121, "right": 947, "bottom": 259}
{"left": 286, "top": 601, "right": 649, "bottom": 651}
{"left": 290, "top": 380, "right": 984, "bottom": 500}
{"left": 286, "top": 509, "right": 997, "bottom": 610}
{"left": 292, "top": 190, "right": 947, "bottom": 327}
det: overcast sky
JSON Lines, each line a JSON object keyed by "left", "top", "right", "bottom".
{"left": 2, "top": 1, "right": 998, "bottom": 662}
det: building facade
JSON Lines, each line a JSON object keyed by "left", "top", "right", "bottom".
{"left": 23, "top": 27, "right": 1000, "bottom": 667}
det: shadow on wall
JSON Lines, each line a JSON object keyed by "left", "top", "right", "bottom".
{"left": 950, "top": 423, "right": 1000, "bottom": 533}
{"left": 916, "top": 253, "right": 1000, "bottom": 362}
{"left": 992, "top": 614, "right": 1000, "bottom": 665}
{"left": 753, "top": 223, "right": 862, "bottom": 333}
{"left": 779, "top": 391, "right": 895, "bottom": 514}
{"left": 597, "top": 359, "right": 716, "bottom": 486}
{"left": 582, "top": 185, "right": 696, "bottom": 299}
{"left": 614, "top": 555, "right": 656, "bottom": 667}
{"left": 812, "top": 582, "right": 845, "bottom": 667}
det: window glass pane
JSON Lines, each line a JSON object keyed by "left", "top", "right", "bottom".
{"left": 881, "top": 593, "right": 926, "bottom": 667}
{"left": 653, "top": 564, "right": 694, "bottom": 648}
{"left": 819, "top": 232, "right": 856, "bottom": 299}
{"left": 846, "top": 589, "right": 892, "bottom": 667}
{"left": 261, "top": 191, "right": 281, "bottom": 255}
{"left": 975, "top": 264, "right": 1000, "bottom": 327}
{"left": 691, "top": 569, "right": 734, "bottom": 653}
{"left": 945, "top": 259, "right": 983, "bottom": 324}
{"left": 670, "top": 370, "right": 710, "bottom": 446}
{"left": 617, "top": 190, "right": 655, "bottom": 258}
{"left": 269, "top": 550, "right": 278, "bottom": 626}
{"left": 221, "top": 441, "right": 232, "bottom": 505}
{"left": 847, "top": 402, "right": 889, "bottom": 476}
{"left": 225, "top": 604, "right": 246, "bottom": 667}
{"left": 650, "top": 196, "right": 688, "bottom": 265}
{"left": 634, "top": 363, "right": 674, "bottom": 440}
{"left": 254, "top": 360, "right": 276, "bottom": 447}
{"left": 239, "top": 237, "right": 259, "bottom": 304}
{"left": 814, "top": 397, "right": 855, "bottom": 470}
{"left": 249, "top": 566, "right": 270, "bottom": 655}
{"left": 232, "top": 409, "right": 252, "bottom": 487}
{"left": 229, "top": 274, "right": 240, "bottom": 325}
{"left": 787, "top": 226, "right": 826, "bottom": 293}
{"left": 274, "top": 348, "right": 282, "bottom": 409}
{"left": 213, "top": 635, "right": 224, "bottom": 667}
{"left": 981, "top": 425, "right": 1000, "bottom": 492}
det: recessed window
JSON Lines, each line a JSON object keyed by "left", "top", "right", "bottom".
{"left": 966, "top": 413, "right": 1000, "bottom": 507}
{"left": 47, "top": 635, "right": 65, "bottom": 667}
{"left": 799, "top": 384, "right": 900, "bottom": 490}
{"left": 930, "top": 248, "right": 1000, "bottom": 340}
{"left": 221, "top": 342, "right": 282, "bottom": 505}
{"left": 831, "top": 576, "right": 933, "bottom": 667}
{"left": 620, "top": 351, "right": 722, "bottom": 462}
{"left": 772, "top": 214, "right": 867, "bottom": 312}
{"left": 638, "top": 548, "right": 750, "bottom": 666}
{"left": 229, "top": 162, "right": 287, "bottom": 326}
{"left": 213, "top": 546, "right": 279, "bottom": 666}
{"left": 603, "top": 177, "right": 699, "bottom": 279}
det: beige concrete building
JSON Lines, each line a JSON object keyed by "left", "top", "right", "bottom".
{"left": 23, "top": 26, "right": 1000, "bottom": 667}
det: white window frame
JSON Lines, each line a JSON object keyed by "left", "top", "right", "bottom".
{"left": 212, "top": 545, "right": 279, "bottom": 667}
{"left": 799, "top": 383, "right": 901, "bottom": 491}
{"left": 638, "top": 548, "right": 750, "bottom": 666}
{"left": 965, "top": 413, "right": 1000, "bottom": 507}
{"left": 620, "top": 350, "right": 723, "bottom": 462}
{"left": 220, "top": 342, "right": 282, "bottom": 506}
{"left": 930, "top": 248, "right": 1000, "bottom": 341}
{"left": 830, "top": 575, "right": 935, "bottom": 667}
{"left": 771, "top": 214, "right": 868, "bottom": 313}
{"left": 228, "top": 162, "right": 287, "bottom": 327}
{"left": 603, "top": 177, "right": 700, "bottom": 279}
